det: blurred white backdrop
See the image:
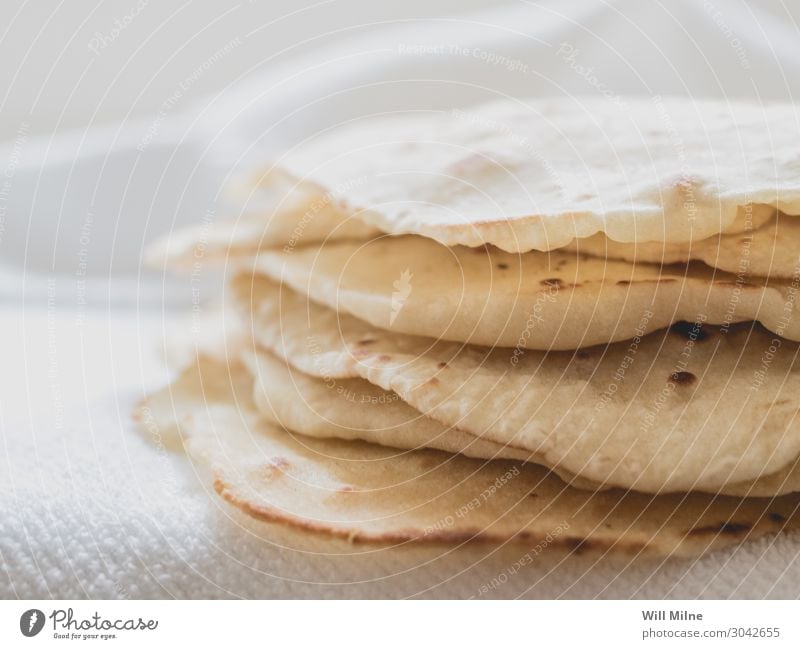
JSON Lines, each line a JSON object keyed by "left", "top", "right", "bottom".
{"left": 2, "top": 0, "right": 800, "bottom": 304}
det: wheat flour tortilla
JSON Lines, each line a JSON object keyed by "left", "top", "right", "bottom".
{"left": 145, "top": 168, "right": 378, "bottom": 271}
{"left": 249, "top": 235, "right": 800, "bottom": 350}
{"left": 135, "top": 355, "right": 800, "bottom": 558}
{"left": 565, "top": 211, "right": 800, "bottom": 280}
{"left": 243, "top": 347, "right": 800, "bottom": 498}
{"left": 244, "top": 346, "right": 540, "bottom": 464}
{"left": 274, "top": 97, "right": 800, "bottom": 253}
{"left": 233, "top": 274, "right": 800, "bottom": 494}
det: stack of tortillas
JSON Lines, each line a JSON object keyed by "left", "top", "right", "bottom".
{"left": 141, "top": 96, "right": 800, "bottom": 558}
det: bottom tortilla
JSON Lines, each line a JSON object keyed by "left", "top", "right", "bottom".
{"left": 134, "top": 356, "right": 800, "bottom": 558}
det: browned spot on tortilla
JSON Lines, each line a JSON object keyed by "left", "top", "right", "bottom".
{"left": 563, "top": 536, "right": 595, "bottom": 554}
{"left": 687, "top": 521, "right": 751, "bottom": 536}
{"left": 576, "top": 350, "right": 591, "bottom": 360}
{"left": 497, "top": 262, "right": 509, "bottom": 270}
{"left": 670, "top": 321, "right": 708, "bottom": 341}
{"left": 769, "top": 512, "right": 787, "bottom": 523}
{"left": 617, "top": 278, "right": 678, "bottom": 285}
{"left": 437, "top": 361, "right": 448, "bottom": 369}
{"left": 671, "top": 371, "right": 696, "bottom": 385}
{"left": 357, "top": 338, "right": 376, "bottom": 346}
{"left": 715, "top": 280, "right": 757, "bottom": 288}
{"left": 540, "top": 278, "right": 563, "bottom": 288}
{"left": 338, "top": 485, "right": 359, "bottom": 493}
{"left": 377, "top": 354, "right": 393, "bottom": 363}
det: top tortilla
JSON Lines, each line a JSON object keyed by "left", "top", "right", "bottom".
{"left": 275, "top": 97, "right": 800, "bottom": 252}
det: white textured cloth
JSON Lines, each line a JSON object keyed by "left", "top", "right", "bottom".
{"left": 2, "top": 304, "right": 800, "bottom": 599}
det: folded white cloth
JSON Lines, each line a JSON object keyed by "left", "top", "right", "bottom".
{"left": 2, "top": 305, "right": 800, "bottom": 599}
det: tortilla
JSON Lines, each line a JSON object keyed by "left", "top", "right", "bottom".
{"left": 233, "top": 274, "right": 800, "bottom": 494}
{"left": 274, "top": 97, "right": 800, "bottom": 252}
{"left": 145, "top": 168, "right": 378, "bottom": 271}
{"left": 135, "top": 355, "right": 800, "bottom": 558}
{"left": 565, "top": 211, "right": 800, "bottom": 279}
{"left": 248, "top": 235, "right": 800, "bottom": 350}
{"left": 243, "top": 347, "right": 800, "bottom": 498}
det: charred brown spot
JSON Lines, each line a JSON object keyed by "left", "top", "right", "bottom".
{"left": 671, "top": 371, "right": 696, "bottom": 385}
{"left": 357, "top": 338, "right": 376, "bottom": 346}
{"left": 576, "top": 350, "right": 591, "bottom": 360}
{"left": 688, "top": 521, "right": 751, "bottom": 536}
{"left": 564, "top": 536, "right": 594, "bottom": 554}
{"left": 497, "top": 262, "right": 509, "bottom": 270}
{"left": 437, "top": 361, "right": 448, "bottom": 369}
{"left": 769, "top": 512, "right": 787, "bottom": 524}
{"left": 540, "top": 278, "right": 563, "bottom": 288}
{"left": 670, "top": 321, "right": 708, "bottom": 341}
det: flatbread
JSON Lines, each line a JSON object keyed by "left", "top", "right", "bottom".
{"left": 565, "top": 212, "right": 800, "bottom": 279}
{"left": 233, "top": 274, "right": 800, "bottom": 494}
{"left": 135, "top": 355, "right": 800, "bottom": 557}
{"left": 243, "top": 347, "right": 800, "bottom": 498}
{"left": 145, "top": 168, "right": 378, "bottom": 271}
{"left": 274, "top": 97, "right": 800, "bottom": 252}
{"left": 248, "top": 235, "right": 800, "bottom": 350}
{"left": 245, "top": 347, "right": 539, "bottom": 463}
